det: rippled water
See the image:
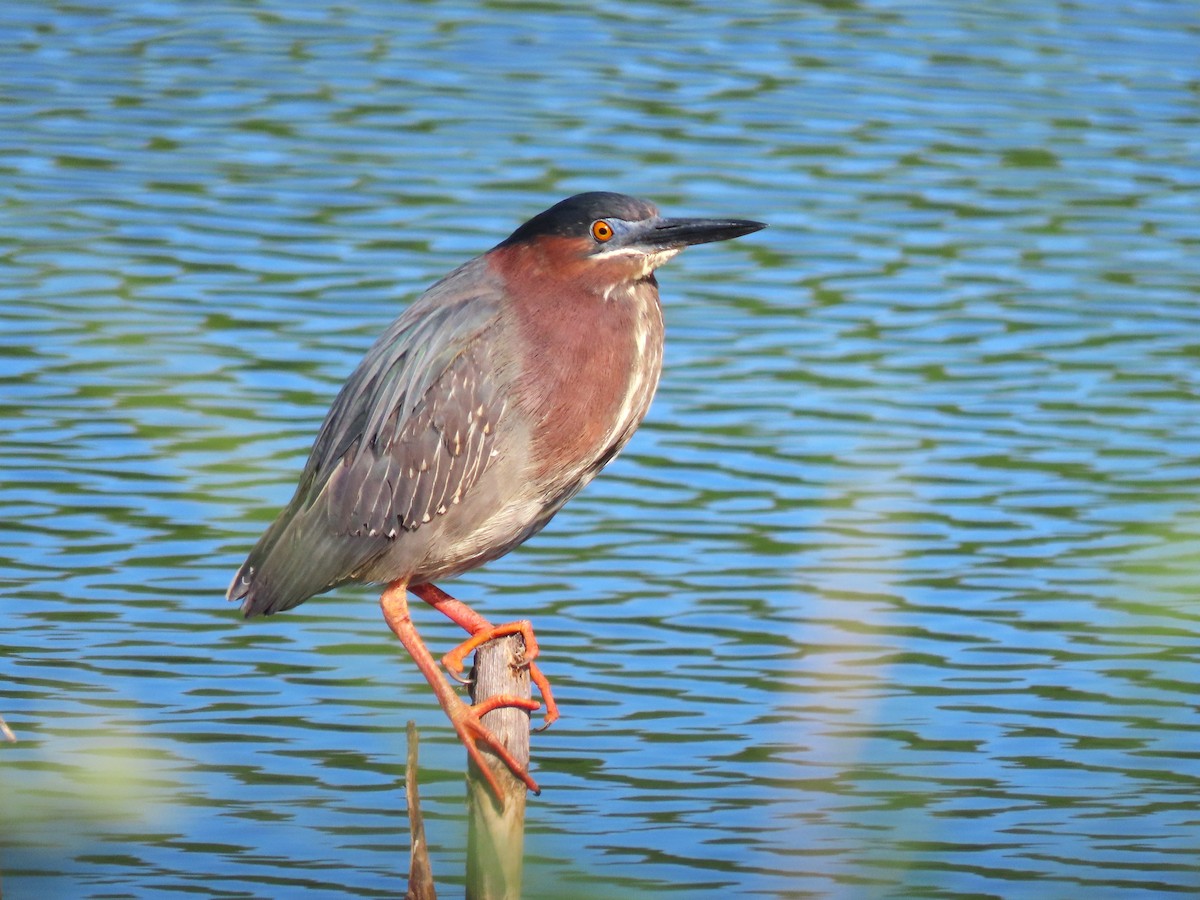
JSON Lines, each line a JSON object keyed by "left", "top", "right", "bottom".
{"left": 3, "top": 2, "right": 1200, "bottom": 897}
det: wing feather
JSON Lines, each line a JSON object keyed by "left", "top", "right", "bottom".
{"left": 231, "top": 258, "right": 508, "bottom": 616}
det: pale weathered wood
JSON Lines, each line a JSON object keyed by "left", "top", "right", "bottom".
{"left": 405, "top": 721, "right": 437, "bottom": 900}
{"left": 466, "top": 633, "right": 530, "bottom": 900}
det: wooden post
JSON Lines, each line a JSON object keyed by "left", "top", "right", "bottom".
{"left": 465, "top": 633, "right": 531, "bottom": 900}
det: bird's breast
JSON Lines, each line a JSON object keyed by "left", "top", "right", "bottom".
{"left": 506, "top": 275, "right": 665, "bottom": 496}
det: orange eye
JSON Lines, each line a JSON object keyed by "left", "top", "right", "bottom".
{"left": 591, "top": 219, "right": 614, "bottom": 242}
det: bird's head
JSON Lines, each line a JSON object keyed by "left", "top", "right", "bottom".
{"left": 496, "top": 192, "right": 765, "bottom": 294}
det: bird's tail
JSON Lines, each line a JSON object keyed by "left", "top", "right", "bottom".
{"left": 227, "top": 510, "right": 347, "bottom": 618}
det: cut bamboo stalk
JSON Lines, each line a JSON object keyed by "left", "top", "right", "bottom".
{"left": 465, "top": 633, "right": 531, "bottom": 900}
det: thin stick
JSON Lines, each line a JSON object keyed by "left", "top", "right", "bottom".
{"left": 0, "top": 714, "right": 14, "bottom": 743}
{"left": 466, "top": 633, "right": 530, "bottom": 900}
{"left": 405, "top": 721, "right": 437, "bottom": 900}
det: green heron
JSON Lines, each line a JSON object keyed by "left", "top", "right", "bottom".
{"left": 228, "top": 192, "right": 764, "bottom": 800}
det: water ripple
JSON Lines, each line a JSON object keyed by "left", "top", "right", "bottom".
{"left": 3, "top": 1, "right": 1200, "bottom": 897}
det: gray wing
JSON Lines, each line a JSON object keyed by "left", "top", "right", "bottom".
{"left": 303, "top": 292, "right": 504, "bottom": 536}
{"left": 316, "top": 324, "right": 504, "bottom": 535}
{"left": 230, "top": 259, "right": 506, "bottom": 615}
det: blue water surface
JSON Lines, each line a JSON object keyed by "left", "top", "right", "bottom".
{"left": 2, "top": 2, "right": 1199, "bottom": 897}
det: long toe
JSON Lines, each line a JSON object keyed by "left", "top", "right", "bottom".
{"left": 449, "top": 699, "right": 541, "bottom": 802}
{"left": 472, "top": 694, "right": 541, "bottom": 718}
{"left": 441, "top": 618, "right": 541, "bottom": 681}
{"left": 527, "top": 662, "right": 559, "bottom": 731}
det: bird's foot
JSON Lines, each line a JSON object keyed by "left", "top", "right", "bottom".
{"left": 380, "top": 583, "right": 543, "bottom": 807}
{"left": 441, "top": 619, "right": 560, "bottom": 731}
{"left": 449, "top": 694, "right": 542, "bottom": 800}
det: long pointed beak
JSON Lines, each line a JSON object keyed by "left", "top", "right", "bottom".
{"left": 639, "top": 215, "right": 766, "bottom": 251}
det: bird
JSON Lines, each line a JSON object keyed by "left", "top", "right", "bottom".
{"left": 227, "top": 192, "right": 765, "bottom": 801}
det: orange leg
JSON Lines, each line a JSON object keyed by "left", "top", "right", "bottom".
{"left": 410, "top": 582, "right": 560, "bottom": 730}
{"left": 380, "top": 580, "right": 540, "bottom": 803}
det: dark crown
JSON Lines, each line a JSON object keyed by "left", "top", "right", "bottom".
{"left": 500, "top": 192, "right": 658, "bottom": 246}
